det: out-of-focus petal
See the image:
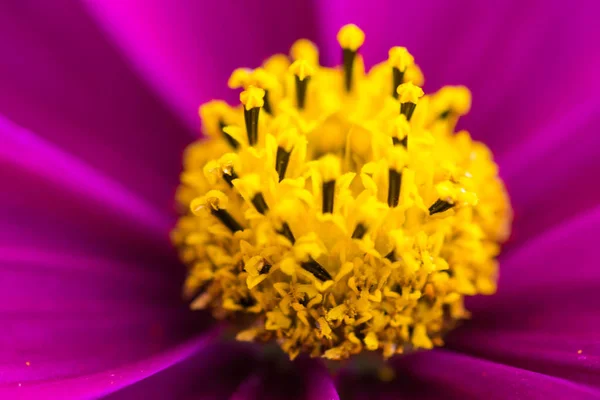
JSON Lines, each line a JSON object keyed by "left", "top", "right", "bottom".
{"left": 83, "top": 0, "right": 320, "bottom": 129}
{"left": 500, "top": 99, "right": 600, "bottom": 246}
{"left": 446, "top": 205, "right": 600, "bottom": 389}
{"left": 0, "top": 334, "right": 214, "bottom": 400}
{"left": 106, "top": 342, "right": 340, "bottom": 400}
{"left": 0, "top": 248, "right": 207, "bottom": 390}
{"left": 491, "top": 204, "right": 600, "bottom": 295}
{"left": 448, "top": 331, "right": 600, "bottom": 391}
{"left": 104, "top": 341, "right": 261, "bottom": 399}
{"left": 0, "top": 116, "right": 177, "bottom": 265}
{"left": 336, "top": 350, "right": 600, "bottom": 400}
{"left": 296, "top": 358, "right": 340, "bottom": 400}
{"left": 0, "top": 1, "right": 193, "bottom": 210}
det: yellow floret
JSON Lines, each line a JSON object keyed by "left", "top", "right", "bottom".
{"left": 172, "top": 24, "right": 512, "bottom": 361}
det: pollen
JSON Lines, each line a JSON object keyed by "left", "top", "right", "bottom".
{"left": 172, "top": 24, "right": 512, "bottom": 361}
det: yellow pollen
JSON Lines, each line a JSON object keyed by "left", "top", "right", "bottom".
{"left": 172, "top": 24, "right": 512, "bottom": 361}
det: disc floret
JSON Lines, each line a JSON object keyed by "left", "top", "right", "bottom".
{"left": 172, "top": 24, "right": 511, "bottom": 360}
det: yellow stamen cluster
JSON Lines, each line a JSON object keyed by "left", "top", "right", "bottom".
{"left": 171, "top": 24, "right": 512, "bottom": 361}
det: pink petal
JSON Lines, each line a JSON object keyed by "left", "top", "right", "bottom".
{"left": 84, "top": 0, "right": 320, "bottom": 129}
{"left": 0, "top": 2, "right": 193, "bottom": 209}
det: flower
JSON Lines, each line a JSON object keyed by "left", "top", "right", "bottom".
{"left": 174, "top": 24, "right": 512, "bottom": 361}
{"left": 1, "top": 1, "right": 599, "bottom": 399}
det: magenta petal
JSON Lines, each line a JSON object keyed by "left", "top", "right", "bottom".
{"left": 0, "top": 335, "right": 213, "bottom": 399}
{"left": 465, "top": 205, "right": 600, "bottom": 333}
{"left": 337, "top": 350, "right": 599, "bottom": 399}
{"left": 295, "top": 358, "right": 340, "bottom": 400}
{"left": 448, "top": 331, "right": 600, "bottom": 390}
{"left": 0, "top": 248, "right": 204, "bottom": 387}
{"left": 228, "top": 374, "right": 263, "bottom": 400}
{"left": 104, "top": 341, "right": 262, "bottom": 399}
{"left": 0, "top": 2, "right": 192, "bottom": 209}
{"left": 389, "top": 350, "right": 600, "bottom": 400}
{"left": 501, "top": 99, "right": 600, "bottom": 247}
{"left": 1, "top": 117, "right": 178, "bottom": 266}
{"left": 446, "top": 206, "right": 600, "bottom": 389}
{"left": 84, "top": 0, "right": 320, "bottom": 129}
{"left": 106, "top": 342, "right": 340, "bottom": 400}
{"left": 489, "top": 204, "right": 600, "bottom": 297}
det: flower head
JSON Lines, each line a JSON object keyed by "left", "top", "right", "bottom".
{"left": 172, "top": 24, "right": 512, "bottom": 360}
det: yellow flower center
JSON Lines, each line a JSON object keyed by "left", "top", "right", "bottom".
{"left": 171, "top": 24, "right": 512, "bottom": 361}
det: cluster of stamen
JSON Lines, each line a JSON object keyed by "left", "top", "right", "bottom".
{"left": 172, "top": 24, "right": 511, "bottom": 360}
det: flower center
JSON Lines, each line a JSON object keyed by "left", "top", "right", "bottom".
{"left": 171, "top": 24, "right": 512, "bottom": 361}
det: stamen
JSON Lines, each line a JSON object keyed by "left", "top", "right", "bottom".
{"left": 342, "top": 49, "right": 356, "bottom": 92}
{"left": 392, "top": 68, "right": 404, "bottom": 99}
{"left": 240, "top": 86, "right": 265, "bottom": 146}
{"left": 222, "top": 168, "right": 238, "bottom": 187}
{"left": 352, "top": 223, "right": 367, "bottom": 239}
{"left": 275, "top": 146, "right": 292, "bottom": 182}
{"left": 387, "top": 169, "right": 402, "bottom": 207}
{"left": 190, "top": 191, "right": 244, "bottom": 233}
{"left": 392, "top": 137, "right": 408, "bottom": 147}
{"left": 301, "top": 259, "right": 332, "bottom": 281}
{"left": 290, "top": 60, "right": 314, "bottom": 110}
{"left": 251, "top": 193, "right": 269, "bottom": 215}
{"left": 428, "top": 199, "right": 454, "bottom": 215}
{"left": 259, "top": 263, "right": 272, "bottom": 274}
{"left": 252, "top": 68, "right": 278, "bottom": 116}
{"left": 213, "top": 208, "right": 244, "bottom": 232}
{"left": 322, "top": 180, "right": 336, "bottom": 213}
{"left": 388, "top": 47, "right": 414, "bottom": 99}
{"left": 218, "top": 121, "right": 239, "bottom": 149}
{"left": 278, "top": 222, "right": 296, "bottom": 244}
{"left": 337, "top": 24, "right": 365, "bottom": 92}
{"left": 397, "top": 82, "right": 424, "bottom": 121}
{"left": 263, "top": 91, "right": 273, "bottom": 115}
{"left": 385, "top": 250, "right": 397, "bottom": 262}
{"left": 400, "top": 102, "right": 417, "bottom": 121}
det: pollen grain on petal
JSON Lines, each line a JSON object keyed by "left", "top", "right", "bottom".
{"left": 172, "top": 24, "right": 512, "bottom": 361}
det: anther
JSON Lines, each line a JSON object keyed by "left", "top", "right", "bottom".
{"left": 191, "top": 191, "right": 244, "bottom": 233}
{"left": 337, "top": 24, "right": 365, "bottom": 92}
{"left": 290, "top": 60, "right": 314, "bottom": 110}
{"left": 263, "top": 92, "right": 273, "bottom": 115}
{"left": 428, "top": 199, "right": 454, "bottom": 215}
{"left": 397, "top": 82, "right": 424, "bottom": 121}
{"left": 251, "top": 193, "right": 269, "bottom": 215}
{"left": 222, "top": 168, "right": 239, "bottom": 187}
{"left": 385, "top": 250, "right": 397, "bottom": 262}
{"left": 322, "top": 180, "right": 336, "bottom": 214}
{"left": 240, "top": 86, "right": 265, "bottom": 146}
{"left": 387, "top": 169, "right": 402, "bottom": 208}
{"left": 352, "top": 223, "right": 367, "bottom": 239}
{"left": 278, "top": 222, "right": 296, "bottom": 244}
{"left": 213, "top": 208, "right": 244, "bottom": 232}
{"left": 388, "top": 47, "right": 414, "bottom": 99}
{"left": 275, "top": 146, "right": 292, "bottom": 182}
{"left": 218, "top": 121, "right": 240, "bottom": 149}
{"left": 301, "top": 258, "right": 333, "bottom": 281}
{"left": 252, "top": 68, "right": 279, "bottom": 116}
